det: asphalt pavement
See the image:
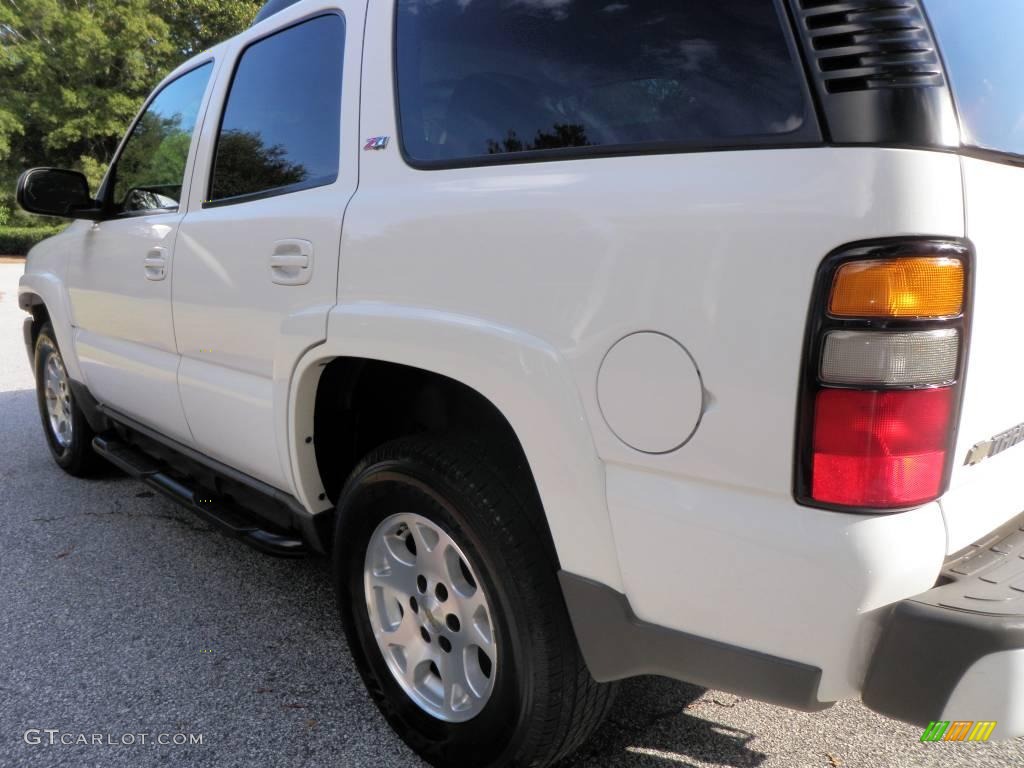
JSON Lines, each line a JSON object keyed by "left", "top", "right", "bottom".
{"left": 1, "top": 261, "right": 1021, "bottom": 768}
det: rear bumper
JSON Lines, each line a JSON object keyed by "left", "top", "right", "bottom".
{"left": 603, "top": 465, "right": 947, "bottom": 702}
{"left": 863, "top": 510, "right": 1024, "bottom": 740}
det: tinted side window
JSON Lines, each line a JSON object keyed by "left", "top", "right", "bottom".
{"left": 396, "top": 0, "right": 812, "bottom": 165}
{"left": 924, "top": 0, "right": 1024, "bottom": 159}
{"left": 112, "top": 63, "right": 212, "bottom": 214}
{"left": 209, "top": 14, "right": 344, "bottom": 204}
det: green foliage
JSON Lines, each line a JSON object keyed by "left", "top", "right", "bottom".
{"left": 211, "top": 130, "right": 308, "bottom": 200}
{"left": 113, "top": 112, "right": 188, "bottom": 202}
{"left": 0, "top": 201, "right": 9, "bottom": 226}
{"left": 161, "top": 1, "right": 265, "bottom": 58}
{"left": 0, "top": 225, "right": 65, "bottom": 255}
{"left": 79, "top": 155, "right": 108, "bottom": 191}
{"left": 4, "top": 204, "right": 63, "bottom": 228}
{"left": 0, "top": 0, "right": 262, "bottom": 196}
{"left": 149, "top": 130, "right": 193, "bottom": 187}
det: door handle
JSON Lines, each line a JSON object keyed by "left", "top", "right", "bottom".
{"left": 144, "top": 247, "right": 168, "bottom": 281}
{"left": 269, "top": 253, "right": 309, "bottom": 268}
{"left": 269, "top": 239, "right": 313, "bottom": 286}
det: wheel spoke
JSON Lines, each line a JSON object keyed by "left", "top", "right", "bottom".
{"left": 401, "top": 634, "right": 435, "bottom": 688}
{"left": 370, "top": 541, "right": 420, "bottom": 598}
{"left": 390, "top": 604, "right": 422, "bottom": 647}
{"left": 443, "top": 647, "right": 468, "bottom": 705}
{"left": 476, "top": 605, "right": 495, "bottom": 648}
{"left": 408, "top": 520, "right": 446, "bottom": 574}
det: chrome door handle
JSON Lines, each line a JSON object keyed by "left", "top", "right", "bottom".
{"left": 144, "top": 247, "right": 168, "bottom": 281}
{"left": 270, "top": 239, "right": 313, "bottom": 285}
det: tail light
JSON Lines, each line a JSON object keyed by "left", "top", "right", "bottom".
{"left": 795, "top": 239, "right": 971, "bottom": 511}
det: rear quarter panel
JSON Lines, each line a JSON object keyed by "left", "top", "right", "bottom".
{"left": 333, "top": 131, "right": 965, "bottom": 698}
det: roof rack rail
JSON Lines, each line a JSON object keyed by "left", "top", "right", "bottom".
{"left": 252, "top": 0, "right": 303, "bottom": 26}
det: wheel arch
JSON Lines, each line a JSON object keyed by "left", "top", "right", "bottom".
{"left": 288, "top": 303, "right": 625, "bottom": 591}
{"left": 19, "top": 290, "right": 49, "bottom": 342}
{"left": 17, "top": 273, "right": 84, "bottom": 383}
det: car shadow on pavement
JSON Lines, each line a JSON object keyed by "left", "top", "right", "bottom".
{"left": 565, "top": 676, "right": 767, "bottom": 768}
{"left": 0, "top": 387, "right": 122, "bottom": 479}
{"left": 0, "top": 379, "right": 765, "bottom": 768}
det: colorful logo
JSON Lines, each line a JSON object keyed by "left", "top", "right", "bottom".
{"left": 920, "top": 721, "right": 997, "bottom": 742}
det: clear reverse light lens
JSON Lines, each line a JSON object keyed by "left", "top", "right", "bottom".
{"left": 820, "top": 329, "right": 959, "bottom": 387}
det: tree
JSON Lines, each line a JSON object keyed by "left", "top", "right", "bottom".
{"left": 487, "top": 124, "right": 591, "bottom": 155}
{"left": 162, "top": 0, "right": 264, "bottom": 59}
{"left": 0, "top": 0, "right": 261, "bottom": 197}
{"left": 210, "top": 129, "right": 308, "bottom": 200}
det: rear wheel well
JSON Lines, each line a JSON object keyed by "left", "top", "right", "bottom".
{"left": 313, "top": 358, "right": 557, "bottom": 562}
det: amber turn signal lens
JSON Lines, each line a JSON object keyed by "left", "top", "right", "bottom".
{"left": 829, "top": 257, "right": 964, "bottom": 318}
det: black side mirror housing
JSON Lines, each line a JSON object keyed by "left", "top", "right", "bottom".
{"left": 16, "top": 168, "right": 104, "bottom": 220}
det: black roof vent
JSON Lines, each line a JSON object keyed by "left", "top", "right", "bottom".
{"left": 252, "top": 0, "right": 303, "bottom": 26}
{"left": 797, "top": 1, "right": 944, "bottom": 93}
{"left": 787, "top": 0, "right": 957, "bottom": 147}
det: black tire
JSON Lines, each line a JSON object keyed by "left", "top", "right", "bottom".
{"left": 33, "top": 322, "right": 102, "bottom": 476}
{"left": 333, "top": 436, "right": 616, "bottom": 768}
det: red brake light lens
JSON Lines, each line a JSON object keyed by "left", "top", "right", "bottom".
{"left": 811, "top": 387, "right": 954, "bottom": 508}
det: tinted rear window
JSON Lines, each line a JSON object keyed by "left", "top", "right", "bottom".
{"left": 925, "top": 0, "right": 1024, "bottom": 159}
{"left": 396, "top": 0, "right": 815, "bottom": 166}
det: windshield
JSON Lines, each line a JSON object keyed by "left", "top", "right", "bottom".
{"left": 925, "top": 0, "right": 1024, "bottom": 160}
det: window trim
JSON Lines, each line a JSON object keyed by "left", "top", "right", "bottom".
{"left": 202, "top": 11, "right": 346, "bottom": 210}
{"left": 100, "top": 59, "right": 216, "bottom": 219}
{"left": 391, "top": 0, "right": 822, "bottom": 171}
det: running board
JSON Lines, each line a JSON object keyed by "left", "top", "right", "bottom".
{"left": 92, "top": 435, "right": 307, "bottom": 558}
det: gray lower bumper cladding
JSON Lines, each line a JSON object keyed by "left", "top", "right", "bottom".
{"left": 558, "top": 572, "right": 829, "bottom": 712}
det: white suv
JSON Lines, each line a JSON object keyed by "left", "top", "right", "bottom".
{"left": 16, "top": 0, "right": 1024, "bottom": 764}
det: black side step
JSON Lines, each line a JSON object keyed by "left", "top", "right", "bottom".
{"left": 93, "top": 435, "right": 307, "bottom": 558}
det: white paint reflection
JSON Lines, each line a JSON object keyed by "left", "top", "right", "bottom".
{"left": 435, "top": 172, "right": 581, "bottom": 194}
{"left": 178, "top": 231, "right": 234, "bottom": 288}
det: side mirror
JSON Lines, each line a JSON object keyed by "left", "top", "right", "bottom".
{"left": 16, "top": 168, "right": 104, "bottom": 220}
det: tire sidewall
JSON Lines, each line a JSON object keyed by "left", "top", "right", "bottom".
{"left": 335, "top": 457, "right": 534, "bottom": 767}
